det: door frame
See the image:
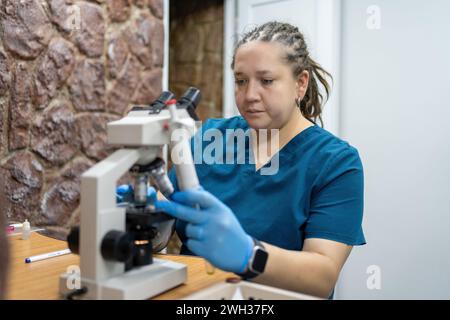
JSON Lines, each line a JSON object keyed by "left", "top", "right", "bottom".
{"left": 163, "top": 0, "right": 170, "bottom": 92}
{"left": 223, "top": 0, "right": 239, "bottom": 118}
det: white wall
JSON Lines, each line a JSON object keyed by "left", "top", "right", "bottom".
{"left": 336, "top": 0, "right": 450, "bottom": 299}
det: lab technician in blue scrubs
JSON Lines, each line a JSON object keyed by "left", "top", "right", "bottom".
{"left": 119, "top": 21, "right": 366, "bottom": 299}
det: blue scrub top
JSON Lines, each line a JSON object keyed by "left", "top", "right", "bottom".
{"left": 169, "top": 116, "right": 366, "bottom": 255}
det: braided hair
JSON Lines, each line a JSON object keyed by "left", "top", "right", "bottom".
{"left": 231, "top": 21, "right": 332, "bottom": 127}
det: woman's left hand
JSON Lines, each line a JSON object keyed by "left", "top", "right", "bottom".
{"left": 155, "top": 188, "right": 253, "bottom": 274}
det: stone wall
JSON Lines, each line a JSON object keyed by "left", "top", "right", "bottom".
{"left": 0, "top": 0, "right": 164, "bottom": 233}
{"left": 169, "top": 0, "right": 224, "bottom": 121}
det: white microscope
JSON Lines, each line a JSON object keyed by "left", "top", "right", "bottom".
{"left": 59, "top": 88, "right": 201, "bottom": 300}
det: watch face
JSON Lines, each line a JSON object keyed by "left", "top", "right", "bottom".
{"left": 252, "top": 248, "right": 268, "bottom": 273}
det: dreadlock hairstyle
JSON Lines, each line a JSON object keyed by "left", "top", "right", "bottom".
{"left": 231, "top": 21, "right": 332, "bottom": 127}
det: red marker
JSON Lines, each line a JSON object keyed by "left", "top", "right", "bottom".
{"left": 165, "top": 99, "right": 177, "bottom": 106}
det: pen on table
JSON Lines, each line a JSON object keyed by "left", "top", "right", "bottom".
{"left": 25, "top": 249, "right": 71, "bottom": 263}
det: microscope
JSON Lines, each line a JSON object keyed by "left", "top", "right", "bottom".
{"left": 59, "top": 88, "right": 201, "bottom": 300}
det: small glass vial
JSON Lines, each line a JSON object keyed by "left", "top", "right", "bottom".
{"left": 205, "top": 261, "right": 216, "bottom": 275}
{"left": 21, "top": 219, "right": 30, "bottom": 240}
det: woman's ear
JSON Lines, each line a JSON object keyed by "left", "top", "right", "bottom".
{"left": 296, "top": 70, "right": 309, "bottom": 100}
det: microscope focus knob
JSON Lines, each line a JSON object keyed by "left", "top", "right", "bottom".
{"left": 101, "top": 230, "right": 134, "bottom": 262}
{"left": 67, "top": 226, "right": 80, "bottom": 254}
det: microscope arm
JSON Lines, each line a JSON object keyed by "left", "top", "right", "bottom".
{"left": 167, "top": 101, "right": 200, "bottom": 192}
{"left": 80, "top": 148, "right": 149, "bottom": 283}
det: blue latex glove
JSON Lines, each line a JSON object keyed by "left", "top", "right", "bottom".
{"left": 155, "top": 188, "right": 254, "bottom": 273}
{"left": 116, "top": 184, "right": 157, "bottom": 204}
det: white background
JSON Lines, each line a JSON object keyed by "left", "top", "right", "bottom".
{"left": 224, "top": 0, "right": 450, "bottom": 299}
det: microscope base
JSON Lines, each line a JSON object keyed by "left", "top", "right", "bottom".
{"left": 60, "top": 258, "right": 187, "bottom": 300}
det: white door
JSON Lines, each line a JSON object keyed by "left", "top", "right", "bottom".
{"left": 224, "top": 0, "right": 342, "bottom": 135}
{"left": 237, "top": 0, "right": 318, "bottom": 51}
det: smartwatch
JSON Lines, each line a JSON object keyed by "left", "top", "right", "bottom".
{"left": 236, "top": 238, "right": 268, "bottom": 280}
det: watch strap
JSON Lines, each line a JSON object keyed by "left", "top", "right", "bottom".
{"left": 236, "top": 238, "right": 267, "bottom": 280}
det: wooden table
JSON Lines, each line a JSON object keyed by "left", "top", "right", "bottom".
{"left": 6, "top": 232, "right": 234, "bottom": 300}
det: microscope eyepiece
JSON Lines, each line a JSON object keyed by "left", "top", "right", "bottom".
{"left": 130, "top": 91, "right": 176, "bottom": 114}
{"left": 179, "top": 87, "right": 201, "bottom": 109}
{"left": 154, "top": 91, "right": 175, "bottom": 106}
{"left": 148, "top": 91, "right": 176, "bottom": 110}
{"left": 177, "top": 87, "right": 201, "bottom": 121}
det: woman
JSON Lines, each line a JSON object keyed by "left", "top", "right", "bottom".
{"left": 121, "top": 21, "right": 366, "bottom": 299}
